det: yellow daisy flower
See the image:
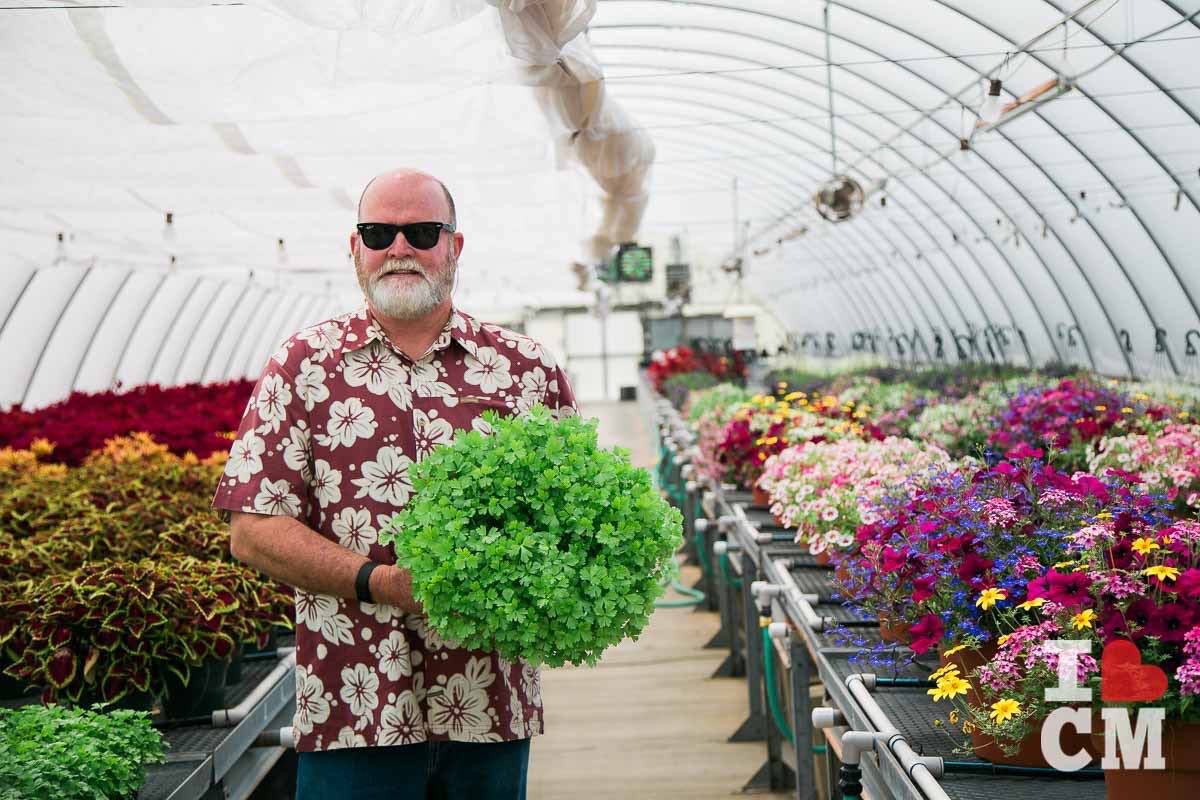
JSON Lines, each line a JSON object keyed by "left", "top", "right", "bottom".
{"left": 1071, "top": 609, "right": 1097, "bottom": 630}
{"left": 1145, "top": 565, "right": 1181, "bottom": 582}
{"left": 989, "top": 699, "right": 1022, "bottom": 724}
{"left": 1053, "top": 560, "right": 1076, "bottom": 570}
{"left": 1132, "top": 537, "right": 1160, "bottom": 556}
{"left": 942, "top": 643, "right": 968, "bottom": 657}
{"left": 997, "top": 634, "right": 1011, "bottom": 646}
{"left": 928, "top": 675, "right": 971, "bottom": 702}
{"left": 976, "top": 588, "right": 1008, "bottom": 611}
{"left": 929, "top": 664, "right": 961, "bottom": 682}
{"left": 1017, "top": 597, "right": 1046, "bottom": 611}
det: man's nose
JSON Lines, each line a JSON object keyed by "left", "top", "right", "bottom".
{"left": 385, "top": 229, "right": 417, "bottom": 259}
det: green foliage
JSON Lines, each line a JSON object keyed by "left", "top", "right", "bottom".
{"left": 685, "top": 383, "right": 753, "bottom": 423}
{"left": 0, "top": 703, "right": 166, "bottom": 800}
{"left": 380, "top": 406, "right": 682, "bottom": 667}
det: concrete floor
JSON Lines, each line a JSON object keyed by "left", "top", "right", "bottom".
{"left": 528, "top": 401, "right": 790, "bottom": 800}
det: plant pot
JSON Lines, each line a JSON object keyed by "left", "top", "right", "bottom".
{"left": 225, "top": 643, "right": 244, "bottom": 686}
{"left": 1101, "top": 720, "right": 1200, "bottom": 799}
{"left": 75, "top": 688, "right": 157, "bottom": 714}
{"left": 814, "top": 551, "right": 832, "bottom": 566}
{"left": 772, "top": 512, "right": 786, "bottom": 527}
{"left": 751, "top": 485, "right": 770, "bottom": 507}
{"left": 0, "top": 659, "right": 37, "bottom": 700}
{"left": 970, "top": 715, "right": 1099, "bottom": 768}
{"left": 879, "top": 616, "right": 912, "bottom": 644}
{"left": 163, "top": 658, "right": 228, "bottom": 720}
{"left": 246, "top": 626, "right": 279, "bottom": 657}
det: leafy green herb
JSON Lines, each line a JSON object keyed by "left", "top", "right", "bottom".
{"left": 0, "top": 703, "right": 166, "bottom": 800}
{"left": 380, "top": 406, "right": 682, "bottom": 667}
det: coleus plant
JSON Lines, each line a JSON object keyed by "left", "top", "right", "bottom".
{"left": 380, "top": 405, "right": 682, "bottom": 667}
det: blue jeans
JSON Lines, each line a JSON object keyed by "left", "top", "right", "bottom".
{"left": 296, "top": 738, "right": 530, "bottom": 800}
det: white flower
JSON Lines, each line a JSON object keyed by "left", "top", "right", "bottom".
{"left": 377, "top": 631, "right": 412, "bottom": 681}
{"left": 377, "top": 691, "right": 424, "bottom": 746}
{"left": 295, "top": 358, "right": 329, "bottom": 412}
{"left": 821, "top": 506, "right": 839, "bottom": 522}
{"left": 294, "top": 664, "right": 331, "bottom": 736}
{"left": 463, "top": 347, "right": 514, "bottom": 394}
{"left": 343, "top": 340, "right": 405, "bottom": 396}
{"left": 352, "top": 446, "right": 413, "bottom": 506}
{"left": 299, "top": 322, "right": 343, "bottom": 362}
{"left": 311, "top": 459, "right": 343, "bottom": 508}
{"left": 295, "top": 591, "right": 355, "bottom": 645}
{"left": 513, "top": 333, "right": 556, "bottom": 368}
{"left": 521, "top": 660, "right": 542, "bottom": 707}
{"left": 411, "top": 362, "right": 457, "bottom": 405}
{"left": 255, "top": 373, "right": 293, "bottom": 434}
{"left": 428, "top": 657, "right": 496, "bottom": 737}
{"left": 519, "top": 367, "right": 549, "bottom": 403}
{"left": 327, "top": 726, "right": 366, "bottom": 750}
{"left": 281, "top": 423, "right": 312, "bottom": 482}
{"left": 412, "top": 410, "right": 454, "bottom": 461}
{"left": 339, "top": 663, "right": 380, "bottom": 719}
{"left": 317, "top": 398, "right": 377, "bottom": 451}
{"left": 253, "top": 478, "right": 302, "bottom": 516}
{"left": 224, "top": 430, "right": 265, "bottom": 483}
{"left": 509, "top": 691, "right": 526, "bottom": 737}
{"left": 332, "top": 507, "right": 377, "bottom": 555}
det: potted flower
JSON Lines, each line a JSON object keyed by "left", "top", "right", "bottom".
{"left": 1090, "top": 424, "right": 1200, "bottom": 517}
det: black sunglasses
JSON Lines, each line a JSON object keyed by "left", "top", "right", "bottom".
{"left": 356, "top": 221, "right": 455, "bottom": 251}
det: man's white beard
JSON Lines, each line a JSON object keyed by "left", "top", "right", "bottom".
{"left": 358, "top": 255, "right": 455, "bottom": 320}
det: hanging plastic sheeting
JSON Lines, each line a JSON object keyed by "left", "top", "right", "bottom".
{"left": 0, "top": 0, "right": 653, "bottom": 411}
{"left": 587, "top": 0, "right": 1200, "bottom": 382}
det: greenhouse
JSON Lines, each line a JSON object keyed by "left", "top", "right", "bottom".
{"left": 3, "top": 0, "right": 1200, "bottom": 798}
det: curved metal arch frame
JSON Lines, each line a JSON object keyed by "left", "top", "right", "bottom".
{"left": 908, "top": 0, "right": 1190, "bottom": 375}
{"left": 226, "top": 287, "right": 287, "bottom": 379}
{"left": 593, "top": 32, "right": 1072, "bottom": 359}
{"left": 596, "top": 4, "right": 1154, "bottom": 373}
{"left": 145, "top": 275, "right": 205, "bottom": 386}
{"left": 111, "top": 273, "right": 169, "bottom": 391}
{"left": 253, "top": 295, "right": 325, "bottom": 376}
{"left": 20, "top": 266, "right": 92, "bottom": 408}
{"left": 616, "top": 96, "right": 944, "bottom": 339}
{"left": 200, "top": 280, "right": 261, "bottom": 383}
{"left": 170, "top": 278, "right": 233, "bottom": 385}
{"left": 69, "top": 268, "right": 135, "bottom": 396}
{"left": 597, "top": 37, "right": 1065, "bottom": 361}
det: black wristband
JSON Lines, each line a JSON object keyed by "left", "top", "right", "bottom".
{"left": 355, "top": 561, "right": 380, "bottom": 604}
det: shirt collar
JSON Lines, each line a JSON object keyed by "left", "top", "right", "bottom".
{"left": 334, "top": 305, "right": 485, "bottom": 362}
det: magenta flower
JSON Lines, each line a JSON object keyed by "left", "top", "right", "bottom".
{"left": 909, "top": 614, "right": 945, "bottom": 655}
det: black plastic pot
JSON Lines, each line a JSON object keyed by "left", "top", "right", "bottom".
{"left": 244, "top": 627, "right": 278, "bottom": 658}
{"left": 226, "top": 644, "right": 244, "bottom": 685}
{"left": 163, "top": 658, "right": 228, "bottom": 720}
{"left": 0, "top": 660, "right": 37, "bottom": 701}
{"left": 76, "top": 688, "right": 157, "bottom": 713}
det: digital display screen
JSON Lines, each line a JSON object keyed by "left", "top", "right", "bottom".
{"left": 616, "top": 244, "right": 653, "bottom": 282}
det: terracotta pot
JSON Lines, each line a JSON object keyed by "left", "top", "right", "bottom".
{"left": 751, "top": 485, "right": 770, "bottom": 507}
{"left": 1101, "top": 721, "right": 1200, "bottom": 800}
{"left": 879, "top": 617, "right": 912, "bottom": 644}
{"left": 970, "top": 715, "right": 1100, "bottom": 768}
{"left": 772, "top": 512, "right": 786, "bottom": 527}
{"left": 814, "top": 551, "right": 832, "bottom": 566}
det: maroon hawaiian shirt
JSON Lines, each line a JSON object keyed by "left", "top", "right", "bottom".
{"left": 212, "top": 305, "right": 577, "bottom": 752}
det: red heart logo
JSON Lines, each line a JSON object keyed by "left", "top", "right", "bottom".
{"left": 1101, "top": 639, "right": 1168, "bottom": 702}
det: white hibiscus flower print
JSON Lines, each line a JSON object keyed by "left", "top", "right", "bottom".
{"left": 387, "top": 378, "right": 413, "bottom": 413}
{"left": 362, "top": 601, "right": 402, "bottom": 624}
{"left": 311, "top": 459, "right": 342, "bottom": 508}
{"left": 470, "top": 416, "right": 494, "bottom": 436}
{"left": 224, "top": 430, "right": 265, "bottom": 483}
{"left": 428, "top": 657, "right": 496, "bottom": 737}
{"left": 520, "top": 367, "right": 549, "bottom": 403}
{"left": 295, "top": 591, "right": 355, "bottom": 645}
{"left": 255, "top": 373, "right": 293, "bottom": 434}
{"left": 377, "top": 631, "right": 412, "bottom": 681}
{"left": 413, "top": 410, "right": 454, "bottom": 461}
{"left": 463, "top": 347, "right": 514, "bottom": 394}
{"left": 339, "top": 663, "right": 380, "bottom": 719}
{"left": 377, "top": 691, "right": 424, "bottom": 746}
{"left": 410, "top": 362, "right": 456, "bottom": 404}
{"left": 509, "top": 691, "right": 526, "bottom": 737}
{"left": 332, "top": 507, "right": 377, "bottom": 555}
{"left": 269, "top": 341, "right": 291, "bottom": 367}
{"left": 327, "top": 726, "right": 366, "bottom": 749}
{"left": 299, "top": 322, "right": 343, "bottom": 362}
{"left": 521, "top": 660, "right": 542, "bottom": 706}
{"left": 352, "top": 446, "right": 413, "bottom": 505}
{"left": 281, "top": 422, "right": 312, "bottom": 482}
{"left": 513, "top": 334, "right": 556, "bottom": 368}
{"left": 253, "top": 478, "right": 302, "bottom": 516}
{"left": 405, "top": 614, "right": 453, "bottom": 651}
{"left": 294, "top": 664, "right": 331, "bottom": 736}
{"left": 317, "top": 398, "right": 377, "bottom": 449}
{"left": 343, "top": 340, "right": 405, "bottom": 396}
{"left": 294, "top": 358, "right": 329, "bottom": 412}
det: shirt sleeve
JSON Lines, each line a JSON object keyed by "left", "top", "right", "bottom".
{"left": 212, "top": 339, "right": 314, "bottom": 522}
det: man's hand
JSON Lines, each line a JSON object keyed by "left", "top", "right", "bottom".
{"left": 369, "top": 564, "right": 421, "bottom": 614}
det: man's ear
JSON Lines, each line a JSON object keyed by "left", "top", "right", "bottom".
{"left": 349, "top": 230, "right": 359, "bottom": 257}
{"left": 452, "top": 231, "right": 464, "bottom": 259}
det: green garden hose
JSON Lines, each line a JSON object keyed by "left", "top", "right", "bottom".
{"left": 654, "top": 579, "right": 706, "bottom": 608}
{"left": 762, "top": 625, "right": 795, "bottom": 744}
{"left": 693, "top": 528, "right": 714, "bottom": 577}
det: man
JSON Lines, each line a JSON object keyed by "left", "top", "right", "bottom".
{"left": 213, "top": 169, "right": 577, "bottom": 799}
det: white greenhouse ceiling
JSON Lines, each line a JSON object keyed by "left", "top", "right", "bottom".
{"left": 3, "top": 0, "right": 1200, "bottom": 409}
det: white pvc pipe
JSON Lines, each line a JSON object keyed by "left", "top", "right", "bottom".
{"left": 213, "top": 649, "right": 296, "bottom": 727}
{"left": 845, "top": 675, "right": 950, "bottom": 799}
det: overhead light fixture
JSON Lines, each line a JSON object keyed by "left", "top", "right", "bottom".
{"left": 813, "top": 175, "right": 864, "bottom": 223}
{"left": 979, "top": 79, "right": 1005, "bottom": 124}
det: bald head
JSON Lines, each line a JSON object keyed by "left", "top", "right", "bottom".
{"left": 357, "top": 169, "right": 456, "bottom": 229}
